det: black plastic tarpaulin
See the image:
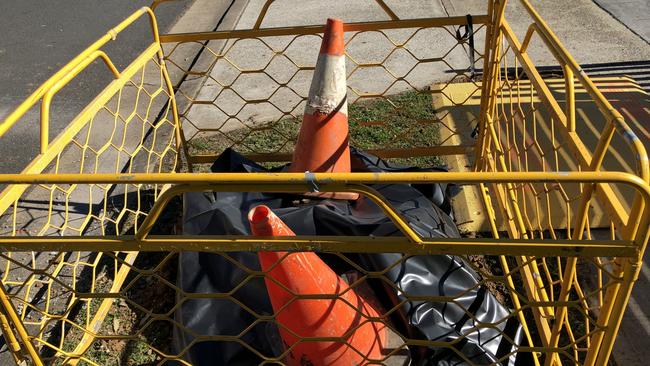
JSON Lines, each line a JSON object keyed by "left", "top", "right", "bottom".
{"left": 174, "top": 148, "right": 522, "bottom": 365}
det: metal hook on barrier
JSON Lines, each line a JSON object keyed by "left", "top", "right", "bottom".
{"left": 456, "top": 14, "right": 476, "bottom": 79}
{"left": 304, "top": 171, "right": 320, "bottom": 193}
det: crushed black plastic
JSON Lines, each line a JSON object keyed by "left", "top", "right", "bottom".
{"left": 175, "top": 148, "right": 522, "bottom": 365}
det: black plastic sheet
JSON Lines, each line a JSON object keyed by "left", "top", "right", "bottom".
{"left": 175, "top": 148, "right": 522, "bottom": 365}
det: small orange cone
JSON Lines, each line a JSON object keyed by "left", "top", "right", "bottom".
{"left": 289, "top": 18, "right": 358, "bottom": 200}
{"left": 248, "top": 205, "right": 386, "bottom": 365}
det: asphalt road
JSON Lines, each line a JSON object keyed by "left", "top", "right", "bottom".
{"left": 0, "top": 0, "right": 191, "bottom": 173}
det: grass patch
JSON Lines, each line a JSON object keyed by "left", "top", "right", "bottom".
{"left": 349, "top": 90, "right": 443, "bottom": 166}
{"left": 187, "top": 90, "right": 443, "bottom": 168}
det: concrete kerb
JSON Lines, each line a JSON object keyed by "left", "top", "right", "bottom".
{"left": 164, "top": 0, "right": 251, "bottom": 140}
{"left": 162, "top": 0, "right": 251, "bottom": 99}
{"left": 593, "top": 0, "right": 650, "bottom": 46}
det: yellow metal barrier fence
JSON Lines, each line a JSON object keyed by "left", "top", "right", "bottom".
{"left": 0, "top": 1, "right": 647, "bottom": 365}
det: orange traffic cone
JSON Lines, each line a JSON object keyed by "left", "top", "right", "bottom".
{"left": 248, "top": 205, "right": 386, "bottom": 365}
{"left": 289, "top": 18, "right": 358, "bottom": 200}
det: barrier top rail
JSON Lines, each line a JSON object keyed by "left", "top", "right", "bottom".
{"left": 0, "top": 171, "right": 647, "bottom": 260}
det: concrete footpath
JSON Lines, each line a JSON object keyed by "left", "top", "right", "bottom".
{"left": 594, "top": 0, "right": 650, "bottom": 44}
